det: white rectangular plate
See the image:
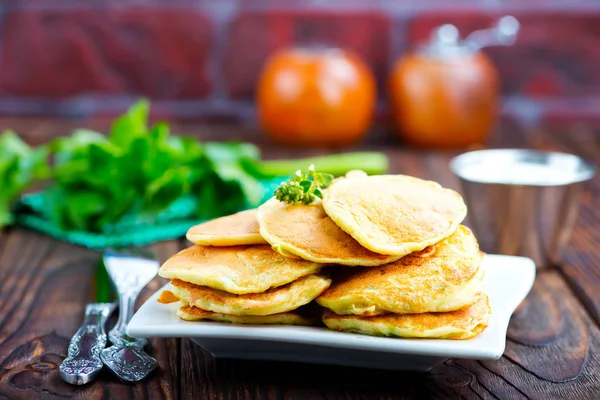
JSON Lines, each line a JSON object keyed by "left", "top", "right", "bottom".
{"left": 128, "top": 254, "right": 535, "bottom": 371}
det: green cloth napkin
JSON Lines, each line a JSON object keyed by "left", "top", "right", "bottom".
{"left": 15, "top": 176, "right": 287, "bottom": 249}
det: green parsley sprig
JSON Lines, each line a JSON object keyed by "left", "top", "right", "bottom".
{"left": 274, "top": 164, "right": 334, "bottom": 205}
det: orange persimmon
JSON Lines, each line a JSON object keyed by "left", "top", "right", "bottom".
{"left": 257, "top": 47, "right": 376, "bottom": 148}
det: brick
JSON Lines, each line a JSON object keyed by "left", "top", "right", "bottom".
{"left": 537, "top": 100, "right": 600, "bottom": 125}
{"left": 0, "top": 8, "right": 213, "bottom": 99}
{"left": 542, "top": 113, "right": 600, "bottom": 127}
{"left": 407, "top": 13, "right": 600, "bottom": 98}
{"left": 224, "top": 10, "right": 391, "bottom": 99}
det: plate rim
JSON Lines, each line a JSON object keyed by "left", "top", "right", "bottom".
{"left": 128, "top": 254, "right": 535, "bottom": 360}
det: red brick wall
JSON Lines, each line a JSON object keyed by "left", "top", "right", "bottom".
{"left": 1, "top": 0, "right": 600, "bottom": 122}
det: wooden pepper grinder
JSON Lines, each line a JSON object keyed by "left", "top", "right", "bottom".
{"left": 389, "top": 16, "right": 520, "bottom": 148}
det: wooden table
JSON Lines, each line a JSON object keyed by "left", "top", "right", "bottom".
{"left": 0, "top": 118, "right": 599, "bottom": 399}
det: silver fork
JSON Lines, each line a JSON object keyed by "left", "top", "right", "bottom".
{"left": 100, "top": 247, "right": 159, "bottom": 383}
{"left": 60, "top": 257, "right": 117, "bottom": 386}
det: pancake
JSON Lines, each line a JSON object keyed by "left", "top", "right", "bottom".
{"left": 157, "top": 290, "right": 179, "bottom": 304}
{"left": 169, "top": 273, "right": 331, "bottom": 316}
{"left": 257, "top": 197, "right": 400, "bottom": 266}
{"left": 158, "top": 244, "right": 323, "bottom": 295}
{"left": 322, "top": 293, "right": 490, "bottom": 340}
{"left": 316, "top": 225, "right": 483, "bottom": 316}
{"left": 186, "top": 209, "right": 267, "bottom": 246}
{"left": 177, "top": 305, "right": 316, "bottom": 325}
{"left": 322, "top": 173, "right": 467, "bottom": 256}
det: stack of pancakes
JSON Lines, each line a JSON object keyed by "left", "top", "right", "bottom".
{"left": 157, "top": 171, "right": 490, "bottom": 340}
{"left": 157, "top": 210, "right": 332, "bottom": 325}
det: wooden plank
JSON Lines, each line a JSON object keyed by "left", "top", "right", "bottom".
{"left": 1, "top": 117, "right": 599, "bottom": 399}
{"left": 529, "top": 123, "right": 600, "bottom": 326}
{"left": 0, "top": 117, "right": 84, "bottom": 146}
{"left": 0, "top": 229, "right": 180, "bottom": 399}
{"left": 180, "top": 337, "right": 437, "bottom": 400}
{"left": 427, "top": 270, "right": 600, "bottom": 399}
{"left": 176, "top": 270, "right": 600, "bottom": 399}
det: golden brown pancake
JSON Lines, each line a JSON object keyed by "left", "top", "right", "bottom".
{"left": 157, "top": 290, "right": 179, "bottom": 304}
{"left": 322, "top": 293, "right": 490, "bottom": 340}
{"left": 316, "top": 225, "right": 483, "bottom": 315}
{"left": 177, "top": 305, "right": 316, "bottom": 325}
{"left": 158, "top": 245, "right": 323, "bottom": 294}
{"left": 169, "top": 273, "right": 331, "bottom": 316}
{"left": 257, "top": 197, "right": 400, "bottom": 266}
{"left": 186, "top": 209, "right": 267, "bottom": 246}
{"left": 322, "top": 173, "right": 467, "bottom": 256}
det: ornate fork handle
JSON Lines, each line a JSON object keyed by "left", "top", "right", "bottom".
{"left": 59, "top": 303, "right": 115, "bottom": 385}
{"left": 101, "top": 289, "right": 157, "bottom": 382}
{"left": 101, "top": 248, "right": 159, "bottom": 383}
{"left": 101, "top": 345, "right": 158, "bottom": 383}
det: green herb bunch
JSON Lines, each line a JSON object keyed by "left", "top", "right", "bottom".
{"left": 0, "top": 131, "right": 49, "bottom": 227}
{"left": 0, "top": 99, "right": 390, "bottom": 233}
{"left": 274, "top": 164, "right": 334, "bottom": 205}
{"left": 45, "top": 100, "right": 263, "bottom": 232}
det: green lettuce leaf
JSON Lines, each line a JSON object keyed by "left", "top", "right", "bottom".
{"left": 44, "top": 99, "right": 262, "bottom": 232}
{"left": 0, "top": 131, "right": 49, "bottom": 227}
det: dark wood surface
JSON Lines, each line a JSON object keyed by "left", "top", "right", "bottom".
{"left": 0, "top": 118, "right": 599, "bottom": 400}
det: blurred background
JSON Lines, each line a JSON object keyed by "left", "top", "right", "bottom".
{"left": 2, "top": 0, "right": 600, "bottom": 147}
{"left": 1, "top": 0, "right": 599, "bottom": 243}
